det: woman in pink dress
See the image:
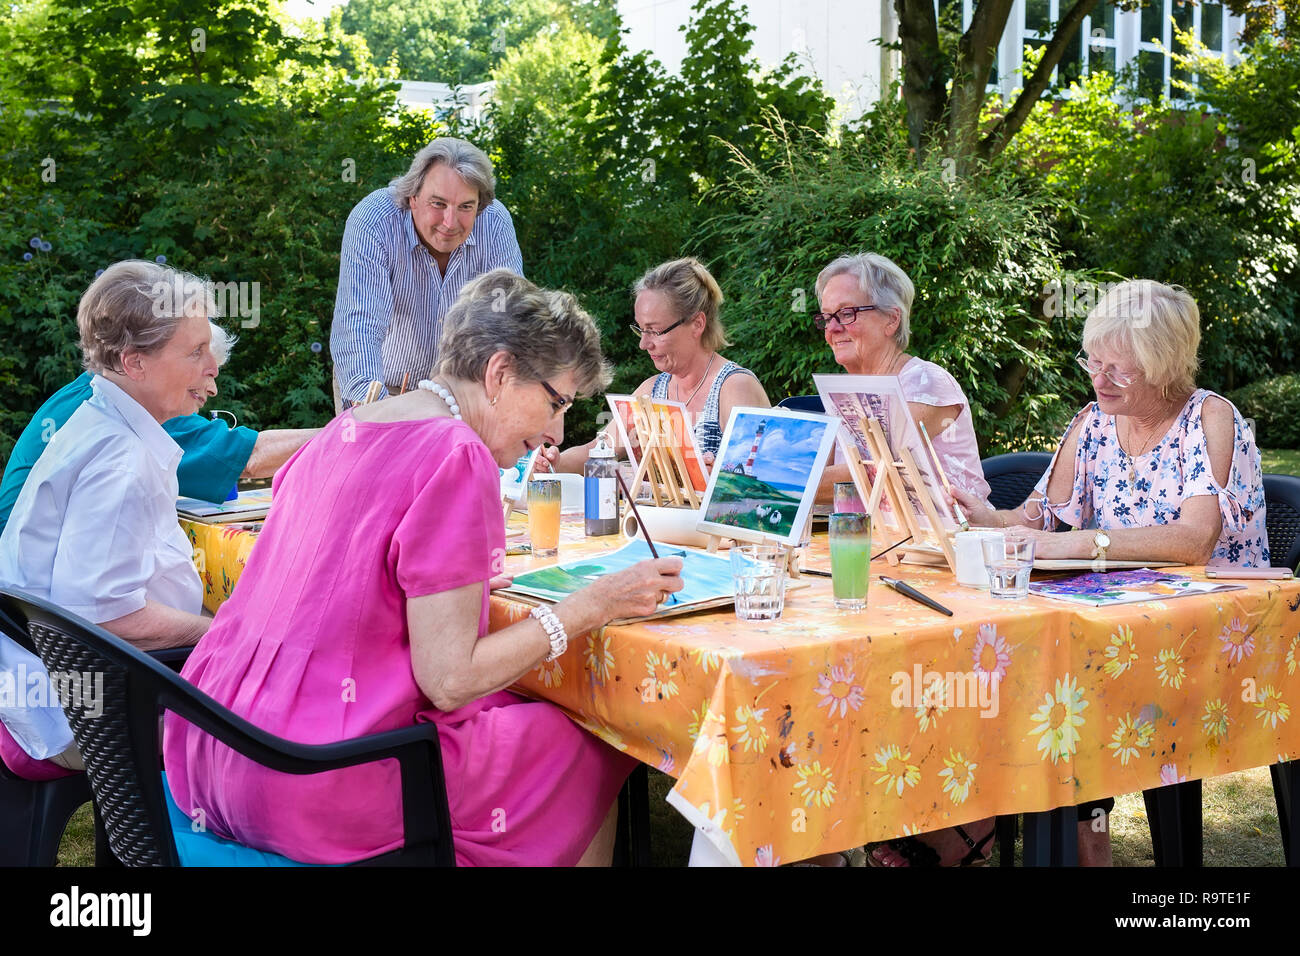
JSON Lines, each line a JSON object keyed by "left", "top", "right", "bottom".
{"left": 813, "top": 252, "right": 992, "bottom": 506}
{"left": 164, "top": 270, "right": 684, "bottom": 866}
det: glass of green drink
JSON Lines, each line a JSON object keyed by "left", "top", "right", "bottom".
{"left": 829, "top": 512, "right": 871, "bottom": 610}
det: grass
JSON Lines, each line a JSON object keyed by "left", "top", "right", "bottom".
{"left": 1261, "top": 448, "right": 1300, "bottom": 476}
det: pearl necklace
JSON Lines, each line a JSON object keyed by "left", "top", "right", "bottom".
{"left": 417, "top": 379, "right": 462, "bottom": 419}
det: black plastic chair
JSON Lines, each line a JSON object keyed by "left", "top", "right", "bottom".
{"left": 1263, "top": 473, "right": 1300, "bottom": 572}
{"left": 0, "top": 599, "right": 94, "bottom": 866}
{"left": 777, "top": 395, "right": 825, "bottom": 413}
{"left": 1262, "top": 473, "right": 1300, "bottom": 865}
{"left": 980, "top": 452, "right": 1053, "bottom": 511}
{"left": 1, "top": 588, "right": 456, "bottom": 867}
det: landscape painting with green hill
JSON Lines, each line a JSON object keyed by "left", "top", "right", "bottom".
{"left": 698, "top": 407, "right": 840, "bottom": 547}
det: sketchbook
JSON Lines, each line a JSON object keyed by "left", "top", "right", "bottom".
{"left": 176, "top": 489, "right": 273, "bottom": 523}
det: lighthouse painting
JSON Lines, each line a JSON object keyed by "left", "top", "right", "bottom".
{"left": 697, "top": 406, "right": 840, "bottom": 547}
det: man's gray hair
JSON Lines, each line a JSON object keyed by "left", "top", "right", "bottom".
{"left": 436, "top": 270, "right": 612, "bottom": 399}
{"left": 389, "top": 137, "right": 496, "bottom": 209}
{"left": 815, "top": 253, "right": 915, "bottom": 349}
{"left": 77, "top": 260, "right": 220, "bottom": 375}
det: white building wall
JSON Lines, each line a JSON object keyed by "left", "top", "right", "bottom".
{"left": 617, "top": 0, "right": 899, "bottom": 119}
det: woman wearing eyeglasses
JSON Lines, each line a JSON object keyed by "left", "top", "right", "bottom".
{"left": 815, "top": 253, "right": 991, "bottom": 504}
{"left": 551, "top": 257, "right": 769, "bottom": 471}
{"left": 943, "top": 280, "right": 1268, "bottom": 869}
{"left": 166, "top": 270, "right": 684, "bottom": 866}
{"left": 956, "top": 279, "right": 1268, "bottom": 569}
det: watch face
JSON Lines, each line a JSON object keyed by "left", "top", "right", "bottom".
{"left": 1095, "top": 531, "right": 1111, "bottom": 548}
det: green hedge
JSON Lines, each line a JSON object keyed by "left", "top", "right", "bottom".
{"left": 1228, "top": 375, "right": 1300, "bottom": 448}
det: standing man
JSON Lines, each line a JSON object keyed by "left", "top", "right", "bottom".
{"left": 331, "top": 137, "right": 524, "bottom": 406}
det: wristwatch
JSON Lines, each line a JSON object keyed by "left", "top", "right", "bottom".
{"left": 1091, "top": 530, "right": 1111, "bottom": 563}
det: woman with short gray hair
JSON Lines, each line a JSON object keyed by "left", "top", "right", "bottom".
{"left": 166, "top": 269, "right": 684, "bottom": 866}
{"left": 815, "top": 252, "right": 990, "bottom": 505}
{"left": 0, "top": 259, "right": 219, "bottom": 782}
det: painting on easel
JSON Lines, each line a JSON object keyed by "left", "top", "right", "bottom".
{"left": 813, "top": 374, "right": 957, "bottom": 533}
{"left": 605, "top": 394, "right": 709, "bottom": 503}
{"left": 696, "top": 406, "right": 839, "bottom": 548}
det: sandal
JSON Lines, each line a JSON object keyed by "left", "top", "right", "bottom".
{"left": 866, "top": 824, "right": 994, "bottom": 868}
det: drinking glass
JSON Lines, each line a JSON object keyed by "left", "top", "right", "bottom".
{"left": 833, "top": 481, "right": 866, "bottom": 515}
{"left": 829, "top": 513, "right": 871, "bottom": 610}
{"left": 730, "top": 545, "right": 788, "bottom": 621}
{"left": 981, "top": 537, "right": 1036, "bottom": 599}
{"left": 528, "top": 477, "right": 562, "bottom": 558}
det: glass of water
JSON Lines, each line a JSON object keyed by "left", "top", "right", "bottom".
{"left": 730, "top": 545, "right": 788, "bottom": 621}
{"left": 980, "top": 537, "right": 1036, "bottom": 599}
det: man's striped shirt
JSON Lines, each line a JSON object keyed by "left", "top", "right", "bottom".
{"left": 331, "top": 188, "right": 523, "bottom": 403}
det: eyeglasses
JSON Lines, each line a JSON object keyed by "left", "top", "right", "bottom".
{"left": 812, "top": 305, "right": 880, "bottom": 330}
{"left": 628, "top": 316, "right": 689, "bottom": 338}
{"left": 1075, "top": 351, "right": 1137, "bottom": 388}
{"left": 540, "top": 379, "right": 572, "bottom": 414}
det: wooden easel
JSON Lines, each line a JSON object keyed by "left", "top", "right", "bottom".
{"left": 841, "top": 415, "right": 957, "bottom": 572}
{"left": 628, "top": 396, "right": 702, "bottom": 509}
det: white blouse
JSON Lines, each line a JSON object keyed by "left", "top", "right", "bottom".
{"left": 0, "top": 375, "right": 201, "bottom": 759}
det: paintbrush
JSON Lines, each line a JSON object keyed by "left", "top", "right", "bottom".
{"left": 917, "top": 421, "right": 970, "bottom": 531}
{"left": 615, "top": 470, "right": 678, "bottom": 604}
{"left": 399, "top": 372, "right": 410, "bottom": 395}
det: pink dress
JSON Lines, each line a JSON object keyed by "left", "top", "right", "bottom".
{"left": 164, "top": 412, "right": 635, "bottom": 865}
{"left": 1034, "top": 390, "right": 1269, "bottom": 566}
{"left": 898, "top": 357, "right": 991, "bottom": 504}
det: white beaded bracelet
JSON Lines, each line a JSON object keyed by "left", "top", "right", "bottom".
{"left": 530, "top": 604, "right": 568, "bottom": 662}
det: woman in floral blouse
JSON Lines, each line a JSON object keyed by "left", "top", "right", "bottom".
{"left": 959, "top": 278, "right": 1268, "bottom": 569}
{"left": 940, "top": 278, "right": 1268, "bottom": 869}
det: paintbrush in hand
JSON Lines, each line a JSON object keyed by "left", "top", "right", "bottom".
{"left": 918, "top": 421, "right": 970, "bottom": 531}
{"left": 615, "top": 470, "right": 678, "bottom": 604}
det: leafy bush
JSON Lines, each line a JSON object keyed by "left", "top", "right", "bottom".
{"left": 1228, "top": 374, "right": 1300, "bottom": 448}
{"left": 700, "top": 119, "right": 1084, "bottom": 453}
{"left": 1005, "top": 51, "right": 1300, "bottom": 395}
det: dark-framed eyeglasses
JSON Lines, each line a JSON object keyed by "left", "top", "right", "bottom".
{"left": 628, "top": 316, "right": 689, "bottom": 338}
{"left": 812, "top": 305, "right": 880, "bottom": 330}
{"left": 1075, "top": 351, "right": 1137, "bottom": 388}
{"left": 540, "top": 379, "right": 573, "bottom": 413}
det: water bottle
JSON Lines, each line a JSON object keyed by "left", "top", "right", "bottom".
{"left": 584, "top": 435, "right": 619, "bottom": 536}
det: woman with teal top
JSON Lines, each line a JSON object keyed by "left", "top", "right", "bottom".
{"left": 553, "top": 257, "right": 770, "bottom": 471}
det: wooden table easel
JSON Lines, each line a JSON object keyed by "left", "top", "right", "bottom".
{"left": 628, "top": 396, "right": 703, "bottom": 509}
{"left": 841, "top": 415, "right": 957, "bottom": 573}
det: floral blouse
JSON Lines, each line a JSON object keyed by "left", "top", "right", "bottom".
{"left": 1033, "top": 389, "right": 1269, "bottom": 567}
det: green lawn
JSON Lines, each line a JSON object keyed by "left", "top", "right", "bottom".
{"left": 1262, "top": 448, "right": 1300, "bottom": 475}
{"left": 54, "top": 765, "right": 1288, "bottom": 866}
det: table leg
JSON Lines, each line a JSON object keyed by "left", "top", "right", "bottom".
{"left": 1021, "top": 806, "right": 1077, "bottom": 866}
{"left": 1273, "top": 760, "right": 1300, "bottom": 867}
{"left": 1143, "top": 779, "right": 1202, "bottom": 867}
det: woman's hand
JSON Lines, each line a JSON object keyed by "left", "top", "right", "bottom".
{"left": 572, "top": 557, "right": 685, "bottom": 623}
{"left": 1002, "top": 525, "right": 1072, "bottom": 559}
{"left": 951, "top": 486, "right": 998, "bottom": 528}
{"left": 533, "top": 445, "right": 560, "bottom": 474}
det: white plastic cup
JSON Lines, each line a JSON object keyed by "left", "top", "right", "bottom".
{"left": 954, "top": 530, "right": 1005, "bottom": 588}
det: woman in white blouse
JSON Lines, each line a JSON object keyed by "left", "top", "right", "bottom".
{"left": 0, "top": 260, "right": 221, "bottom": 778}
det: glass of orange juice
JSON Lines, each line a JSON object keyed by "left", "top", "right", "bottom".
{"left": 528, "top": 477, "right": 562, "bottom": 558}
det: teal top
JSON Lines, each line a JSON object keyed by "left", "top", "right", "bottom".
{"left": 0, "top": 373, "right": 258, "bottom": 534}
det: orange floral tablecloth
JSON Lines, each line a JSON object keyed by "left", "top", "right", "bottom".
{"left": 185, "top": 516, "right": 1300, "bottom": 867}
